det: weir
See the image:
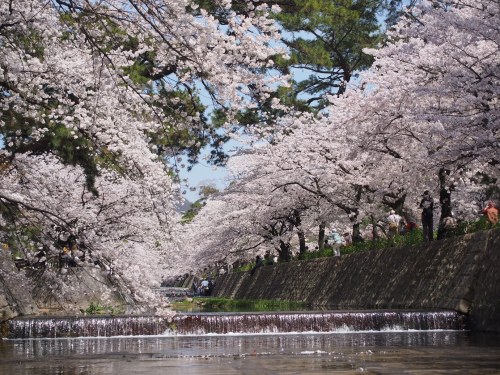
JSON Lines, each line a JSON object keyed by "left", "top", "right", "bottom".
{"left": 2, "top": 310, "right": 466, "bottom": 339}
{"left": 2, "top": 316, "right": 169, "bottom": 339}
{"left": 172, "top": 310, "right": 466, "bottom": 335}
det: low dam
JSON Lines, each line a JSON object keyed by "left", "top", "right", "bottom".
{"left": 1, "top": 310, "right": 466, "bottom": 338}
{"left": 211, "top": 229, "right": 500, "bottom": 333}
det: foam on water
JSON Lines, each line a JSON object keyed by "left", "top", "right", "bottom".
{"left": 2, "top": 310, "right": 467, "bottom": 339}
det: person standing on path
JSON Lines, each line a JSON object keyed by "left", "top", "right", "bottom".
{"left": 250, "top": 255, "right": 264, "bottom": 275}
{"left": 420, "top": 191, "right": 434, "bottom": 242}
{"left": 483, "top": 201, "right": 499, "bottom": 227}
{"left": 387, "top": 210, "right": 402, "bottom": 239}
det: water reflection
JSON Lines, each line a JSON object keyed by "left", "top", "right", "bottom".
{"left": 1, "top": 332, "right": 500, "bottom": 375}
{"left": 2, "top": 331, "right": 470, "bottom": 358}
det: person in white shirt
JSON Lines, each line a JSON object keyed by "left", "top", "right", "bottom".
{"left": 387, "top": 210, "right": 402, "bottom": 238}
{"left": 328, "top": 230, "right": 343, "bottom": 256}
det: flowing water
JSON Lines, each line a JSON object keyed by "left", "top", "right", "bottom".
{"left": 1, "top": 311, "right": 499, "bottom": 374}
{"left": 3, "top": 310, "right": 466, "bottom": 338}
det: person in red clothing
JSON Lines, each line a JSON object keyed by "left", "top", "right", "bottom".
{"left": 483, "top": 201, "right": 499, "bottom": 227}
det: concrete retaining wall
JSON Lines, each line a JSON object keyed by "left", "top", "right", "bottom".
{"left": 212, "top": 228, "right": 500, "bottom": 333}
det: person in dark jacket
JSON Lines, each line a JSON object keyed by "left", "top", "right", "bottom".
{"left": 264, "top": 250, "right": 274, "bottom": 265}
{"left": 420, "top": 191, "right": 434, "bottom": 241}
{"left": 250, "top": 255, "right": 264, "bottom": 275}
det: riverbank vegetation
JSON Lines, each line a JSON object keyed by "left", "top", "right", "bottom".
{"left": 173, "top": 297, "right": 308, "bottom": 313}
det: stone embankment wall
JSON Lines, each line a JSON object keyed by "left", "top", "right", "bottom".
{"left": 0, "top": 251, "right": 38, "bottom": 321}
{"left": 1, "top": 250, "right": 129, "bottom": 322}
{"left": 212, "top": 228, "right": 500, "bottom": 333}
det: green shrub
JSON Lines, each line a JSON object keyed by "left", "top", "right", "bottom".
{"left": 236, "top": 263, "right": 253, "bottom": 272}
{"left": 341, "top": 218, "right": 497, "bottom": 256}
{"left": 452, "top": 217, "right": 498, "bottom": 235}
{"left": 300, "top": 247, "right": 333, "bottom": 260}
{"left": 81, "top": 302, "right": 120, "bottom": 315}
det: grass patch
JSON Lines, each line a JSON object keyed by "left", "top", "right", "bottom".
{"left": 173, "top": 297, "right": 309, "bottom": 313}
{"left": 80, "top": 301, "right": 123, "bottom": 315}
{"left": 342, "top": 228, "right": 424, "bottom": 255}
{"left": 299, "top": 247, "right": 333, "bottom": 260}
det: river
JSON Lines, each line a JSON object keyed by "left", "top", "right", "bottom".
{"left": 1, "top": 330, "right": 500, "bottom": 374}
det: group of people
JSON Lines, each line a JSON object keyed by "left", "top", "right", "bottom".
{"left": 246, "top": 194, "right": 498, "bottom": 277}
{"left": 193, "top": 277, "right": 214, "bottom": 296}
{"left": 387, "top": 191, "right": 498, "bottom": 242}
{"left": 386, "top": 209, "right": 418, "bottom": 239}
{"left": 250, "top": 250, "right": 275, "bottom": 275}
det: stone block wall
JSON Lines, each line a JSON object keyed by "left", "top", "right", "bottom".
{"left": 212, "top": 228, "right": 500, "bottom": 332}
{"left": 0, "top": 251, "right": 38, "bottom": 321}
{"left": 1, "top": 250, "right": 129, "bottom": 322}
{"left": 468, "top": 230, "right": 500, "bottom": 332}
{"left": 29, "top": 267, "right": 130, "bottom": 314}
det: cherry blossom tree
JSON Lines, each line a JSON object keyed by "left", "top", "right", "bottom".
{"left": 185, "top": 0, "right": 499, "bottom": 267}
{"left": 0, "top": 0, "right": 284, "bottom": 309}
{"left": 349, "top": 0, "right": 499, "bottom": 228}
{"left": 0, "top": 153, "right": 182, "bottom": 309}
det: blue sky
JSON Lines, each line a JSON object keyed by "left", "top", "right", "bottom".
{"left": 175, "top": 151, "right": 233, "bottom": 203}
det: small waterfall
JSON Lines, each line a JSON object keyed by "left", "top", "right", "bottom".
{"left": 171, "top": 310, "right": 467, "bottom": 335}
{"left": 3, "top": 316, "right": 169, "bottom": 339}
{"left": 2, "top": 310, "right": 467, "bottom": 339}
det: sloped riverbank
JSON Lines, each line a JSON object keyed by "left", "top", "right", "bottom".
{"left": 212, "top": 229, "right": 500, "bottom": 333}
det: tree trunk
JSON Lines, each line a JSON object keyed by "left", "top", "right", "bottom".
{"left": 393, "top": 193, "right": 406, "bottom": 214}
{"left": 439, "top": 168, "right": 453, "bottom": 218}
{"left": 383, "top": 191, "right": 407, "bottom": 215}
{"left": 437, "top": 168, "right": 454, "bottom": 240}
{"left": 291, "top": 209, "right": 306, "bottom": 257}
{"left": 370, "top": 215, "right": 380, "bottom": 240}
{"left": 352, "top": 222, "right": 364, "bottom": 243}
{"left": 297, "top": 229, "right": 306, "bottom": 258}
{"left": 318, "top": 222, "right": 326, "bottom": 251}
{"left": 352, "top": 186, "right": 364, "bottom": 243}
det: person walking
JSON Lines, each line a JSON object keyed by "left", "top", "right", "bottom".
{"left": 420, "top": 191, "right": 434, "bottom": 241}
